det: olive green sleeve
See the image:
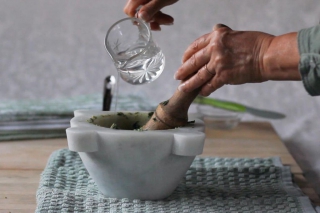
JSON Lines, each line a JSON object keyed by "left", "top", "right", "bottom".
{"left": 298, "top": 25, "right": 320, "bottom": 96}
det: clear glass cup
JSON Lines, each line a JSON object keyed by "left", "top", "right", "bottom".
{"left": 105, "top": 18, "right": 165, "bottom": 85}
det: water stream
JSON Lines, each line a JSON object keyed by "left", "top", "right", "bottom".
{"left": 113, "top": 72, "right": 120, "bottom": 112}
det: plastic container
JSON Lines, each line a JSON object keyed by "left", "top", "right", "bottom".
{"left": 196, "top": 105, "right": 243, "bottom": 129}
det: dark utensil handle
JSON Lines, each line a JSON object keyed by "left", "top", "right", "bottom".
{"left": 103, "top": 75, "right": 116, "bottom": 111}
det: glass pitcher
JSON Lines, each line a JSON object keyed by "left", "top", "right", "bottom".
{"left": 105, "top": 18, "right": 165, "bottom": 85}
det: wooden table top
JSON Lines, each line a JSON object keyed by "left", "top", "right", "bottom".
{"left": 0, "top": 121, "right": 319, "bottom": 212}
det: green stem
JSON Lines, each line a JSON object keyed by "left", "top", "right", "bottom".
{"left": 193, "top": 96, "right": 246, "bottom": 112}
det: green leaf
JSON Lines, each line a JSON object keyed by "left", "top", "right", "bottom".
{"left": 193, "top": 96, "right": 246, "bottom": 112}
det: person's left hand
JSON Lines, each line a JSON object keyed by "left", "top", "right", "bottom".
{"left": 174, "top": 24, "right": 275, "bottom": 96}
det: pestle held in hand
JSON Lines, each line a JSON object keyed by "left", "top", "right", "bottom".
{"left": 141, "top": 88, "right": 200, "bottom": 130}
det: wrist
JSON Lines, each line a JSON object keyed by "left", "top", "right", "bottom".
{"left": 262, "top": 32, "right": 301, "bottom": 81}
{"left": 256, "top": 34, "right": 274, "bottom": 81}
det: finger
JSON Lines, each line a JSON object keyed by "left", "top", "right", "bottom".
{"left": 212, "top": 23, "right": 232, "bottom": 31}
{"left": 200, "top": 76, "right": 225, "bottom": 96}
{"left": 175, "top": 46, "right": 211, "bottom": 80}
{"left": 138, "top": 0, "right": 169, "bottom": 22}
{"left": 150, "top": 22, "right": 161, "bottom": 31}
{"left": 124, "top": 0, "right": 149, "bottom": 17}
{"left": 152, "top": 11, "right": 174, "bottom": 25}
{"left": 181, "top": 24, "right": 230, "bottom": 63}
{"left": 182, "top": 33, "right": 210, "bottom": 63}
{"left": 178, "top": 63, "right": 215, "bottom": 93}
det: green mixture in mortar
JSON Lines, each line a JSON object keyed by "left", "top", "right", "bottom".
{"left": 87, "top": 111, "right": 155, "bottom": 131}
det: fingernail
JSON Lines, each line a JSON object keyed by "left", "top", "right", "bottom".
{"left": 149, "top": 18, "right": 155, "bottom": 22}
{"left": 139, "top": 11, "right": 150, "bottom": 22}
{"left": 174, "top": 73, "right": 177, "bottom": 80}
{"left": 174, "top": 72, "right": 180, "bottom": 80}
{"left": 178, "top": 83, "right": 185, "bottom": 91}
{"left": 164, "top": 22, "right": 174, "bottom": 26}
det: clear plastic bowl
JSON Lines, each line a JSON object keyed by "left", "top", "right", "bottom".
{"left": 196, "top": 105, "right": 243, "bottom": 129}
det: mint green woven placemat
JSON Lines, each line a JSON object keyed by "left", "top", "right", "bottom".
{"left": 0, "top": 94, "right": 156, "bottom": 122}
{"left": 36, "top": 149, "right": 317, "bottom": 213}
{"left": 0, "top": 94, "right": 157, "bottom": 141}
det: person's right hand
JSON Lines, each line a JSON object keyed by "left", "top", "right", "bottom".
{"left": 124, "top": 0, "right": 178, "bottom": 31}
{"left": 175, "top": 24, "right": 301, "bottom": 96}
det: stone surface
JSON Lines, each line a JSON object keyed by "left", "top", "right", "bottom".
{"left": 66, "top": 110, "right": 205, "bottom": 200}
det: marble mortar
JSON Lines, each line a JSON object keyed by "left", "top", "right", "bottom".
{"left": 66, "top": 110, "right": 205, "bottom": 200}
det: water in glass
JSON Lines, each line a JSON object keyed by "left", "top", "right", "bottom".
{"left": 105, "top": 18, "right": 165, "bottom": 85}
{"left": 115, "top": 41, "right": 165, "bottom": 85}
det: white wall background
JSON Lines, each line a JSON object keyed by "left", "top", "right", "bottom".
{"left": 0, "top": 0, "right": 319, "bottom": 193}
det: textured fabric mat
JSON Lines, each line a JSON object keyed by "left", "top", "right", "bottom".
{"left": 0, "top": 94, "right": 156, "bottom": 122}
{"left": 36, "top": 149, "right": 317, "bottom": 213}
{"left": 0, "top": 94, "right": 156, "bottom": 141}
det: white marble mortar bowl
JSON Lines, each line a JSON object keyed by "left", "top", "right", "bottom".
{"left": 66, "top": 110, "right": 205, "bottom": 200}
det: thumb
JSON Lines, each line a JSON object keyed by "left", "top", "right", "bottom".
{"left": 138, "top": 0, "right": 169, "bottom": 22}
{"left": 212, "top": 23, "right": 232, "bottom": 31}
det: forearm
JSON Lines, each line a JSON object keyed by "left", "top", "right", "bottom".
{"left": 262, "top": 32, "right": 301, "bottom": 81}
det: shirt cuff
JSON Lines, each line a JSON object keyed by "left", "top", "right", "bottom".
{"left": 299, "top": 53, "right": 320, "bottom": 96}
{"left": 298, "top": 25, "right": 320, "bottom": 96}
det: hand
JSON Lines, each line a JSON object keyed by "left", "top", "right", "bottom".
{"left": 174, "top": 24, "right": 277, "bottom": 96}
{"left": 124, "top": 0, "right": 178, "bottom": 30}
